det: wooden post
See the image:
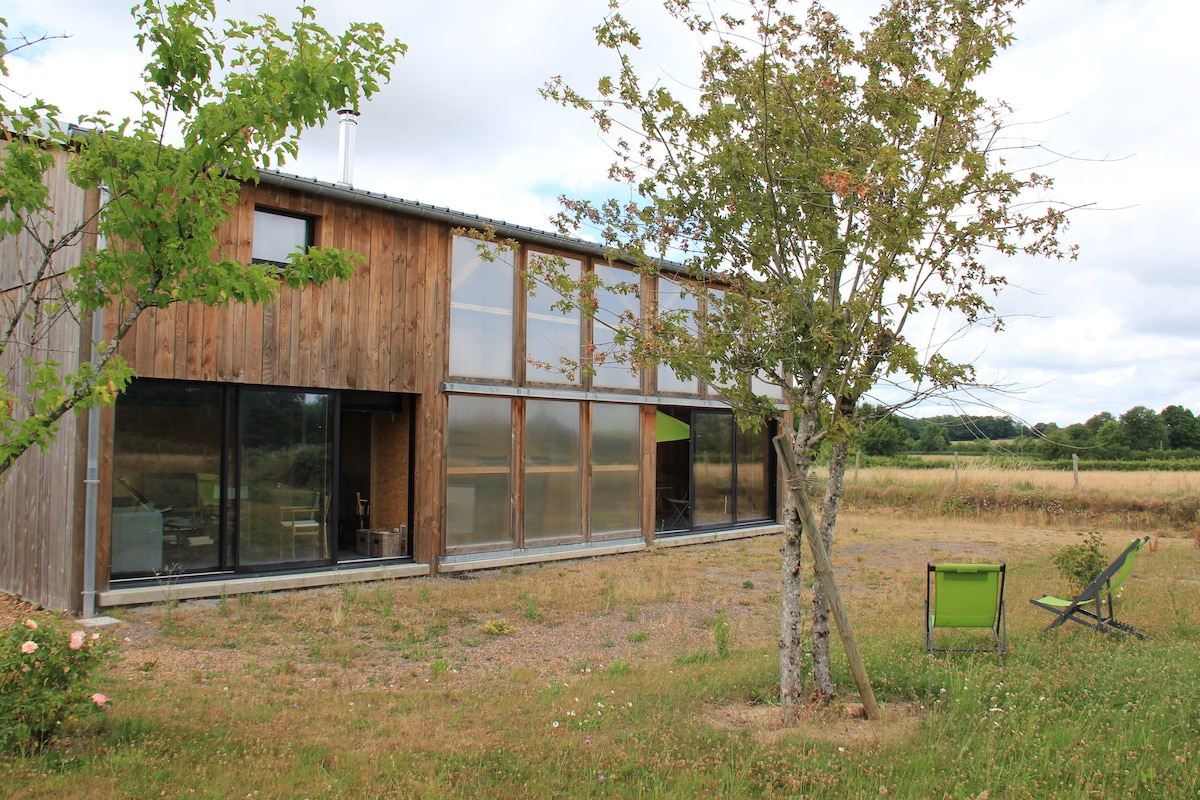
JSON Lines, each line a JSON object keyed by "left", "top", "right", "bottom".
{"left": 773, "top": 432, "right": 881, "bottom": 721}
{"left": 1072, "top": 453, "right": 1079, "bottom": 488}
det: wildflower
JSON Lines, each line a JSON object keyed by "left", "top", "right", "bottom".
{"left": 70, "top": 630, "right": 86, "bottom": 650}
{"left": 91, "top": 693, "right": 110, "bottom": 708}
{"left": 552, "top": 721, "right": 560, "bottom": 728}
{"left": 598, "top": 774, "right": 606, "bottom": 782}
{"left": 23, "top": 619, "right": 37, "bottom": 630}
{"left": 20, "top": 640, "right": 37, "bottom": 654}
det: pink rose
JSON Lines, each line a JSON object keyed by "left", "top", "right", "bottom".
{"left": 22, "top": 619, "right": 37, "bottom": 630}
{"left": 20, "top": 640, "right": 37, "bottom": 654}
{"left": 70, "top": 630, "right": 86, "bottom": 650}
{"left": 91, "top": 693, "right": 110, "bottom": 708}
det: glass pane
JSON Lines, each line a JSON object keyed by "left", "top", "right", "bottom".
{"left": 450, "top": 236, "right": 514, "bottom": 380}
{"left": 592, "top": 264, "right": 641, "bottom": 390}
{"left": 524, "top": 400, "right": 581, "bottom": 543}
{"left": 737, "top": 424, "right": 771, "bottom": 521}
{"left": 447, "top": 395, "right": 512, "bottom": 547}
{"left": 657, "top": 277, "right": 699, "bottom": 394}
{"left": 527, "top": 253, "right": 582, "bottom": 384}
{"left": 111, "top": 381, "right": 222, "bottom": 577}
{"left": 694, "top": 412, "right": 734, "bottom": 527}
{"left": 239, "top": 390, "right": 332, "bottom": 566}
{"left": 591, "top": 404, "right": 640, "bottom": 538}
{"left": 252, "top": 209, "right": 309, "bottom": 264}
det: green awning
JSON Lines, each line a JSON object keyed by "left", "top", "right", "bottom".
{"left": 655, "top": 411, "right": 690, "bottom": 443}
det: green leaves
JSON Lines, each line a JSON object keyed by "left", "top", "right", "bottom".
{"left": 547, "top": 0, "right": 1071, "bottom": 453}
{"left": 0, "top": 3, "right": 404, "bottom": 476}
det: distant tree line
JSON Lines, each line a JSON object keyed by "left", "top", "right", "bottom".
{"left": 850, "top": 404, "right": 1200, "bottom": 463}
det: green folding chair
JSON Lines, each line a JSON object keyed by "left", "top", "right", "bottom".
{"left": 926, "top": 563, "right": 1007, "bottom": 664}
{"left": 1030, "top": 536, "right": 1149, "bottom": 639}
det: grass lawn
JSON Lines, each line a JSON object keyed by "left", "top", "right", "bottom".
{"left": 3, "top": 514, "right": 1199, "bottom": 798}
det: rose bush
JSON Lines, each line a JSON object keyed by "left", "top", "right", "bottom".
{"left": 1, "top": 616, "right": 114, "bottom": 754}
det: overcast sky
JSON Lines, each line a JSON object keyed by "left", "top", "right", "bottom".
{"left": 4, "top": 0, "right": 1197, "bottom": 427}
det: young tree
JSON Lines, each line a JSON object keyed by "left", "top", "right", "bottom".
{"left": 544, "top": 0, "right": 1072, "bottom": 712}
{"left": 0, "top": 1, "right": 405, "bottom": 475}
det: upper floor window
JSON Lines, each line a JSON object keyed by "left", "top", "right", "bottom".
{"left": 526, "top": 252, "right": 582, "bottom": 385}
{"left": 252, "top": 208, "right": 314, "bottom": 266}
{"left": 656, "top": 275, "right": 699, "bottom": 395}
{"left": 449, "top": 236, "right": 515, "bottom": 380}
{"left": 591, "top": 263, "right": 641, "bottom": 391}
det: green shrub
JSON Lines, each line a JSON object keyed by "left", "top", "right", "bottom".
{"left": 0, "top": 617, "right": 115, "bottom": 754}
{"left": 1051, "top": 530, "right": 1108, "bottom": 595}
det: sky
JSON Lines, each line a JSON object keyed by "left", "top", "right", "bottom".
{"left": 3, "top": 0, "right": 1197, "bottom": 428}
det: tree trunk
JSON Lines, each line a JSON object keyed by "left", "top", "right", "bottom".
{"left": 779, "top": 494, "right": 807, "bottom": 713}
{"left": 809, "top": 438, "right": 849, "bottom": 702}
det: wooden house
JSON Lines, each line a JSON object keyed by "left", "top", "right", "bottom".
{"left": 2, "top": 152, "right": 782, "bottom": 613}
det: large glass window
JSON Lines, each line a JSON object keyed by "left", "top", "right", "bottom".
{"left": 450, "top": 237, "right": 515, "bottom": 380}
{"left": 591, "top": 404, "right": 641, "bottom": 539}
{"left": 111, "top": 382, "right": 223, "bottom": 577}
{"left": 693, "top": 412, "right": 735, "bottom": 527}
{"left": 657, "top": 276, "right": 699, "bottom": 394}
{"left": 737, "top": 424, "right": 772, "bottom": 521}
{"left": 238, "top": 390, "right": 333, "bottom": 566}
{"left": 524, "top": 400, "right": 582, "bottom": 544}
{"left": 446, "top": 395, "right": 513, "bottom": 548}
{"left": 111, "top": 381, "right": 348, "bottom": 580}
{"left": 526, "top": 252, "right": 582, "bottom": 385}
{"left": 591, "top": 264, "right": 641, "bottom": 390}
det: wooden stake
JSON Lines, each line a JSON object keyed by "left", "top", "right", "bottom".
{"left": 773, "top": 431, "right": 881, "bottom": 721}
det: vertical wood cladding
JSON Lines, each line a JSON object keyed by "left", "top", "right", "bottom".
{"left": 118, "top": 183, "right": 443, "bottom": 396}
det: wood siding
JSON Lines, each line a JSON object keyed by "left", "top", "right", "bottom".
{"left": 0, "top": 147, "right": 96, "bottom": 611}
{"left": 115, "top": 183, "right": 444, "bottom": 395}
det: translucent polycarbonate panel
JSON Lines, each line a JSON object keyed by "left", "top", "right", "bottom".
{"left": 693, "top": 412, "right": 734, "bottom": 527}
{"left": 524, "top": 400, "right": 582, "bottom": 543}
{"left": 591, "top": 403, "right": 641, "bottom": 537}
{"left": 752, "top": 372, "right": 786, "bottom": 400}
{"left": 526, "top": 252, "right": 582, "bottom": 384}
{"left": 111, "top": 381, "right": 223, "bottom": 577}
{"left": 592, "top": 263, "right": 641, "bottom": 390}
{"left": 251, "top": 209, "right": 310, "bottom": 265}
{"left": 450, "top": 236, "right": 515, "bottom": 380}
{"left": 736, "top": 424, "right": 772, "bottom": 521}
{"left": 446, "top": 395, "right": 513, "bottom": 548}
{"left": 656, "top": 276, "right": 699, "bottom": 394}
{"left": 239, "top": 390, "right": 333, "bottom": 566}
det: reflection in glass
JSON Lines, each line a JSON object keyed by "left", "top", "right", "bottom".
{"left": 239, "top": 390, "right": 332, "bottom": 566}
{"left": 524, "top": 400, "right": 581, "bottom": 543}
{"left": 737, "top": 424, "right": 771, "bottom": 520}
{"left": 657, "top": 277, "right": 699, "bottom": 394}
{"left": 447, "top": 395, "right": 512, "bottom": 548}
{"left": 450, "top": 236, "right": 514, "bottom": 380}
{"left": 591, "top": 404, "right": 640, "bottom": 538}
{"left": 693, "top": 412, "right": 734, "bottom": 527}
{"left": 592, "top": 264, "right": 641, "bottom": 390}
{"left": 111, "top": 382, "right": 223, "bottom": 577}
{"left": 527, "top": 253, "right": 582, "bottom": 384}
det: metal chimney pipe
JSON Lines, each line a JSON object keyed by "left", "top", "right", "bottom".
{"left": 336, "top": 109, "right": 359, "bottom": 187}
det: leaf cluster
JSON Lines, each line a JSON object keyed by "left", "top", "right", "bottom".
{"left": 543, "top": 0, "right": 1074, "bottom": 461}
{"left": 0, "top": 2, "right": 405, "bottom": 475}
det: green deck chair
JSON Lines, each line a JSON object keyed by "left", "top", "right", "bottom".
{"left": 1030, "top": 536, "right": 1149, "bottom": 639}
{"left": 926, "top": 563, "right": 1007, "bottom": 664}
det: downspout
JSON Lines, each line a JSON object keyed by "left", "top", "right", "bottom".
{"left": 81, "top": 185, "right": 109, "bottom": 618}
